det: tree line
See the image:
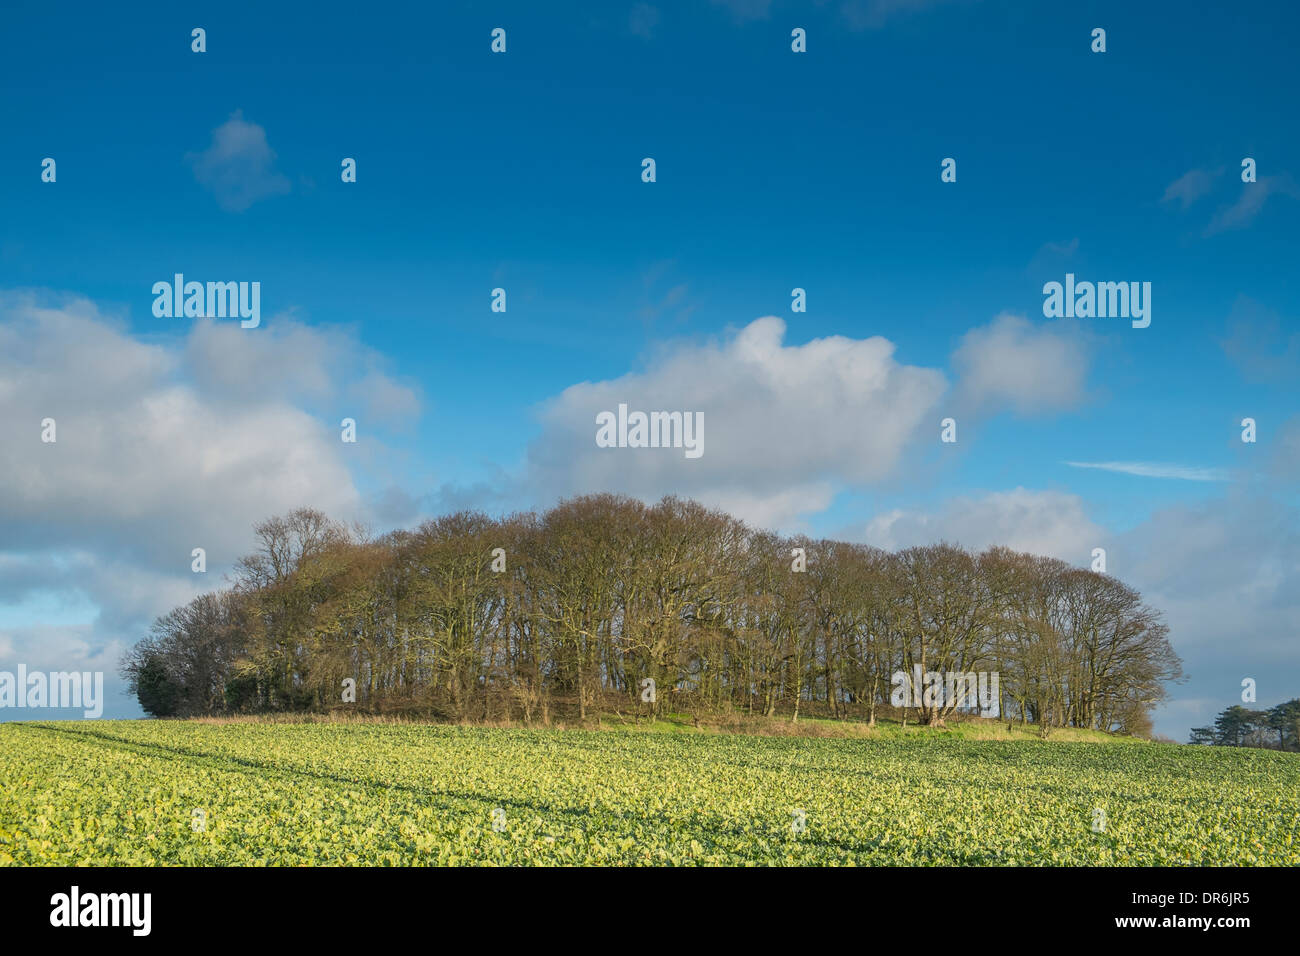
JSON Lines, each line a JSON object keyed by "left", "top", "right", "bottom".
{"left": 121, "top": 495, "right": 1183, "bottom": 736}
{"left": 1190, "top": 702, "right": 1300, "bottom": 751}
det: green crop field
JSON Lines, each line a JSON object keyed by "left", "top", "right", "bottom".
{"left": 2, "top": 720, "right": 1297, "bottom": 866}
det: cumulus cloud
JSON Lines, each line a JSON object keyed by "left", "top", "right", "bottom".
{"left": 186, "top": 316, "right": 420, "bottom": 426}
{"left": 1, "top": 623, "right": 125, "bottom": 676}
{"left": 706, "top": 482, "right": 836, "bottom": 534}
{"left": 526, "top": 316, "right": 946, "bottom": 528}
{"left": 951, "top": 313, "right": 1091, "bottom": 415}
{"left": 863, "top": 488, "right": 1102, "bottom": 560}
{"left": 0, "top": 290, "right": 419, "bottom": 710}
{"left": 0, "top": 292, "right": 366, "bottom": 569}
{"left": 185, "top": 110, "right": 291, "bottom": 212}
{"left": 514, "top": 312, "right": 1093, "bottom": 528}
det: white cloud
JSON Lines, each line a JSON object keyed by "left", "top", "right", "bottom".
{"left": 0, "top": 624, "right": 124, "bottom": 676}
{"left": 350, "top": 372, "right": 421, "bottom": 426}
{"left": 516, "top": 312, "right": 1093, "bottom": 529}
{"left": 185, "top": 110, "right": 291, "bottom": 212}
{"left": 0, "top": 289, "right": 419, "bottom": 715}
{"left": 952, "top": 313, "right": 1091, "bottom": 415}
{"left": 526, "top": 316, "right": 946, "bottom": 528}
{"left": 186, "top": 315, "right": 420, "bottom": 426}
{"left": 1064, "top": 461, "right": 1229, "bottom": 482}
{"left": 863, "top": 488, "right": 1102, "bottom": 560}
{"left": 705, "top": 482, "right": 836, "bottom": 534}
{"left": 0, "top": 293, "right": 362, "bottom": 569}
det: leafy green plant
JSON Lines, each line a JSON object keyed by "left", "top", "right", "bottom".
{"left": 1, "top": 721, "right": 1296, "bottom": 866}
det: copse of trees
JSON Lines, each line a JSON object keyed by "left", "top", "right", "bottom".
{"left": 1190, "top": 701, "right": 1300, "bottom": 751}
{"left": 121, "top": 496, "right": 1183, "bottom": 735}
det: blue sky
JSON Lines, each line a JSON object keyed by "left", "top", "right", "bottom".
{"left": 1, "top": 0, "right": 1297, "bottom": 736}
